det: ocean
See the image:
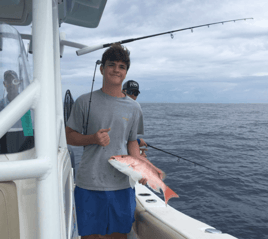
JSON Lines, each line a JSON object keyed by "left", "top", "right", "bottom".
{"left": 71, "top": 103, "right": 268, "bottom": 239}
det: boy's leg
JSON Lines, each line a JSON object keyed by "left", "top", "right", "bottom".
{"left": 75, "top": 187, "right": 109, "bottom": 236}
{"left": 76, "top": 187, "right": 135, "bottom": 238}
{"left": 82, "top": 235, "right": 103, "bottom": 239}
{"left": 81, "top": 233, "right": 127, "bottom": 239}
{"left": 100, "top": 233, "right": 127, "bottom": 239}
{"left": 106, "top": 188, "right": 136, "bottom": 237}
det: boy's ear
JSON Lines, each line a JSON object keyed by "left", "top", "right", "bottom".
{"left": 100, "top": 65, "right": 103, "bottom": 75}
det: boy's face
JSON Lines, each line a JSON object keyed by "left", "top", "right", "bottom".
{"left": 3, "top": 76, "right": 19, "bottom": 96}
{"left": 123, "top": 90, "right": 137, "bottom": 101}
{"left": 100, "top": 60, "right": 127, "bottom": 87}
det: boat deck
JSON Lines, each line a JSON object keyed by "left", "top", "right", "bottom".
{"left": 128, "top": 228, "right": 139, "bottom": 239}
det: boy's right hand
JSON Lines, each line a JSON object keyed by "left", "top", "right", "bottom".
{"left": 94, "top": 128, "right": 111, "bottom": 147}
{"left": 139, "top": 138, "right": 147, "bottom": 147}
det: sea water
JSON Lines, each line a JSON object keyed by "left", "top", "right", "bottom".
{"left": 72, "top": 103, "right": 268, "bottom": 239}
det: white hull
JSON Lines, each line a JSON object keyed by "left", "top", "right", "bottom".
{"left": 0, "top": 147, "right": 78, "bottom": 239}
{"left": 133, "top": 183, "right": 237, "bottom": 239}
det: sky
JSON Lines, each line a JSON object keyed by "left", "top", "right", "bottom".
{"left": 17, "top": 0, "right": 268, "bottom": 103}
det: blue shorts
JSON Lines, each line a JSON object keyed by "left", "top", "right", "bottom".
{"left": 74, "top": 186, "right": 136, "bottom": 236}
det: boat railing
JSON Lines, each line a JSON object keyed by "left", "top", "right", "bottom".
{"left": 0, "top": 1, "right": 67, "bottom": 238}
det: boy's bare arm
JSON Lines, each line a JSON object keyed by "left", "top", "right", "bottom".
{"left": 65, "top": 126, "right": 110, "bottom": 146}
{"left": 127, "top": 140, "right": 140, "bottom": 158}
{"left": 65, "top": 126, "right": 95, "bottom": 146}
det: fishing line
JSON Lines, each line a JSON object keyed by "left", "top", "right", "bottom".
{"left": 147, "top": 143, "right": 242, "bottom": 181}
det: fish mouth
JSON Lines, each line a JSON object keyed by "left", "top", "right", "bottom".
{"left": 110, "top": 155, "right": 128, "bottom": 160}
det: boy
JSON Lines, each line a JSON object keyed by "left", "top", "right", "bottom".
{"left": 122, "top": 80, "right": 147, "bottom": 148}
{"left": 66, "top": 44, "right": 146, "bottom": 239}
{"left": 0, "top": 70, "right": 20, "bottom": 111}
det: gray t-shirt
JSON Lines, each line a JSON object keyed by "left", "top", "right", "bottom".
{"left": 67, "top": 89, "right": 144, "bottom": 191}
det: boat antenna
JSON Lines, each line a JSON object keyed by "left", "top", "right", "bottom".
{"left": 146, "top": 143, "right": 242, "bottom": 182}
{"left": 77, "top": 18, "right": 253, "bottom": 56}
{"left": 84, "top": 60, "right": 102, "bottom": 136}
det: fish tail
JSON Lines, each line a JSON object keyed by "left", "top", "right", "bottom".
{"left": 164, "top": 186, "right": 179, "bottom": 206}
{"left": 159, "top": 170, "right": 166, "bottom": 180}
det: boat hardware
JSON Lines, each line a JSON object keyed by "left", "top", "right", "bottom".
{"left": 205, "top": 228, "right": 222, "bottom": 234}
{"left": 138, "top": 193, "right": 152, "bottom": 196}
{"left": 75, "top": 18, "right": 253, "bottom": 56}
{"left": 146, "top": 199, "right": 157, "bottom": 203}
{"left": 63, "top": 89, "right": 74, "bottom": 128}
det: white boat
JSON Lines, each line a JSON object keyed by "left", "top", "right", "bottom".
{"left": 0, "top": 1, "right": 237, "bottom": 238}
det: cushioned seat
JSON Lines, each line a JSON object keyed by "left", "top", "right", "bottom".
{"left": 0, "top": 181, "right": 20, "bottom": 239}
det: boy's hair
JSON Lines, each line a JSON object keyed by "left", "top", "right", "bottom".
{"left": 101, "top": 43, "right": 130, "bottom": 70}
{"left": 4, "top": 70, "right": 18, "bottom": 82}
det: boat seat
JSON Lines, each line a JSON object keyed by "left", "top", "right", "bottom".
{"left": 0, "top": 181, "right": 20, "bottom": 239}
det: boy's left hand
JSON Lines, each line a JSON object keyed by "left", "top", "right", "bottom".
{"left": 140, "top": 148, "right": 147, "bottom": 158}
{"left": 139, "top": 178, "right": 148, "bottom": 185}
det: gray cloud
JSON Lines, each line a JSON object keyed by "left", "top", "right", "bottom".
{"left": 16, "top": 0, "right": 268, "bottom": 103}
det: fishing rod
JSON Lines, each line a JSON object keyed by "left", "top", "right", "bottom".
{"left": 146, "top": 143, "right": 242, "bottom": 181}
{"left": 84, "top": 60, "right": 102, "bottom": 136}
{"left": 76, "top": 17, "right": 253, "bottom": 56}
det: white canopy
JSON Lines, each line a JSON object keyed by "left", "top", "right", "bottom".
{"left": 0, "top": 0, "right": 107, "bottom": 28}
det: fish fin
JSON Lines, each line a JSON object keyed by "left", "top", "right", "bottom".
{"left": 164, "top": 186, "right": 179, "bottom": 206}
{"left": 128, "top": 168, "right": 142, "bottom": 188}
{"left": 147, "top": 181, "right": 161, "bottom": 193}
{"left": 158, "top": 170, "right": 166, "bottom": 181}
{"left": 129, "top": 176, "right": 136, "bottom": 189}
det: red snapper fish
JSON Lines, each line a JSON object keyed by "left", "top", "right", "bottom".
{"left": 108, "top": 155, "right": 179, "bottom": 205}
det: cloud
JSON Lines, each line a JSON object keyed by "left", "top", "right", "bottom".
{"left": 14, "top": 0, "right": 268, "bottom": 103}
